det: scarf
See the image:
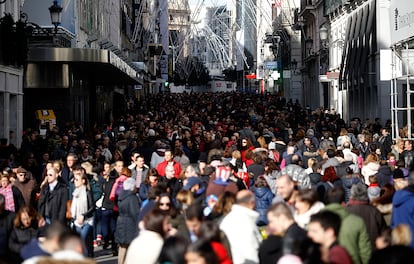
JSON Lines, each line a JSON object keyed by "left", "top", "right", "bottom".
{"left": 71, "top": 185, "right": 88, "bottom": 227}
{"left": 0, "top": 185, "right": 15, "bottom": 212}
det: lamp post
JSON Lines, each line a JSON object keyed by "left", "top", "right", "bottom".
{"left": 305, "top": 37, "right": 313, "bottom": 57}
{"left": 320, "top": 25, "right": 328, "bottom": 47}
{"left": 49, "top": 0, "right": 62, "bottom": 34}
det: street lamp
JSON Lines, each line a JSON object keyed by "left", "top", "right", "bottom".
{"left": 49, "top": 0, "right": 63, "bottom": 34}
{"left": 320, "top": 25, "right": 328, "bottom": 45}
{"left": 319, "top": 24, "right": 344, "bottom": 49}
{"left": 305, "top": 37, "right": 313, "bottom": 56}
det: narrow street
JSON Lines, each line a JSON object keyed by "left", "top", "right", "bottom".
{"left": 94, "top": 245, "right": 117, "bottom": 264}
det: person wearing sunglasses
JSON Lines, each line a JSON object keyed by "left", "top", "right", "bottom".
{"left": 38, "top": 168, "right": 68, "bottom": 225}
{"left": 70, "top": 169, "right": 95, "bottom": 258}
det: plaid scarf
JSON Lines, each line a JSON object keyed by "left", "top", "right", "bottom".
{"left": 0, "top": 185, "right": 15, "bottom": 212}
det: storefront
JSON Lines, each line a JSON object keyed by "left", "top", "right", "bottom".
{"left": 24, "top": 47, "right": 141, "bottom": 130}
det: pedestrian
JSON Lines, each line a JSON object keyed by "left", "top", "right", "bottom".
{"left": 9, "top": 206, "right": 45, "bottom": 264}
{"left": 324, "top": 187, "right": 371, "bottom": 264}
{"left": 70, "top": 170, "right": 95, "bottom": 257}
{"left": 124, "top": 208, "right": 170, "bottom": 264}
{"left": 307, "top": 211, "right": 353, "bottom": 264}
{"left": 220, "top": 190, "right": 261, "bottom": 264}
{"left": 38, "top": 168, "right": 68, "bottom": 225}
{"left": 115, "top": 178, "right": 140, "bottom": 264}
{"left": 0, "top": 172, "right": 24, "bottom": 212}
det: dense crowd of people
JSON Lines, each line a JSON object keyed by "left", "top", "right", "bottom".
{"left": 0, "top": 91, "right": 414, "bottom": 264}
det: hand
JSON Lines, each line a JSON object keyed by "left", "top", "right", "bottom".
{"left": 38, "top": 217, "right": 46, "bottom": 228}
{"left": 77, "top": 215, "right": 84, "bottom": 225}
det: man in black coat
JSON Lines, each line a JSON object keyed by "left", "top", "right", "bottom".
{"left": 38, "top": 168, "right": 68, "bottom": 224}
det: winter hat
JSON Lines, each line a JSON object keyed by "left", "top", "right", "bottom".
{"left": 393, "top": 168, "right": 405, "bottom": 179}
{"left": 123, "top": 178, "right": 136, "bottom": 191}
{"left": 306, "top": 129, "right": 315, "bottom": 137}
{"left": 350, "top": 184, "right": 369, "bottom": 201}
{"left": 16, "top": 167, "right": 27, "bottom": 174}
{"left": 183, "top": 177, "right": 202, "bottom": 190}
{"left": 268, "top": 142, "right": 276, "bottom": 150}
{"left": 367, "top": 186, "right": 381, "bottom": 201}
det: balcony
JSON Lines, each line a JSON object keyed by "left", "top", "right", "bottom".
{"left": 299, "top": 0, "right": 316, "bottom": 17}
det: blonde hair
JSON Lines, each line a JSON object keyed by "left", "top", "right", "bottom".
{"left": 392, "top": 224, "right": 412, "bottom": 246}
{"left": 176, "top": 189, "right": 194, "bottom": 208}
{"left": 232, "top": 150, "right": 241, "bottom": 160}
{"left": 307, "top": 158, "right": 318, "bottom": 170}
{"left": 257, "top": 136, "right": 268, "bottom": 149}
{"left": 364, "top": 153, "right": 379, "bottom": 165}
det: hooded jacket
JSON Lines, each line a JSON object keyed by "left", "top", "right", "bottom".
{"left": 115, "top": 190, "right": 140, "bottom": 245}
{"left": 391, "top": 185, "right": 414, "bottom": 248}
{"left": 324, "top": 203, "right": 371, "bottom": 264}
{"left": 361, "top": 162, "right": 380, "bottom": 184}
{"left": 253, "top": 187, "right": 274, "bottom": 226}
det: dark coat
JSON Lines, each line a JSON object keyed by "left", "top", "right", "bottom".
{"left": 283, "top": 223, "right": 309, "bottom": 256}
{"left": 0, "top": 210, "right": 16, "bottom": 259}
{"left": 259, "top": 235, "right": 283, "bottom": 264}
{"left": 60, "top": 166, "right": 74, "bottom": 186}
{"left": 9, "top": 226, "right": 39, "bottom": 254}
{"left": 115, "top": 190, "right": 140, "bottom": 245}
{"left": 253, "top": 187, "right": 274, "bottom": 226}
{"left": 38, "top": 180, "right": 68, "bottom": 224}
{"left": 247, "top": 163, "right": 265, "bottom": 182}
{"left": 138, "top": 183, "right": 151, "bottom": 201}
{"left": 376, "top": 165, "right": 392, "bottom": 188}
{"left": 11, "top": 186, "right": 25, "bottom": 212}
{"left": 101, "top": 172, "right": 117, "bottom": 210}
{"left": 347, "top": 203, "right": 387, "bottom": 249}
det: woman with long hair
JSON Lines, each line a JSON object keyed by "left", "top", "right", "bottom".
{"left": 124, "top": 208, "right": 171, "bottom": 264}
{"left": 9, "top": 206, "right": 45, "bottom": 263}
{"left": 139, "top": 168, "right": 160, "bottom": 202}
{"left": 71, "top": 171, "right": 95, "bottom": 257}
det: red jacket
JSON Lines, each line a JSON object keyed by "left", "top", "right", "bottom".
{"left": 156, "top": 160, "right": 182, "bottom": 178}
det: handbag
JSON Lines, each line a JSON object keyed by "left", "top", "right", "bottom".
{"left": 66, "top": 199, "right": 72, "bottom": 220}
{"left": 95, "top": 193, "right": 104, "bottom": 208}
{"left": 236, "top": 169, "right": 250, "bottom": 189}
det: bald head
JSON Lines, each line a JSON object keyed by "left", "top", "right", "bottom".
{"left": 236, "top": 190, "right": 255, "bottom": 209}
{"left": 276, "top": 174, "right": 296, "bottom": 201}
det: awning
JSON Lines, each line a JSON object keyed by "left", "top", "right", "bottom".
{"left": 339, "top": 0, "right": 375, "bottom": 90}
{"left": 27, "top": 47, "right": 141, "bottom": 86}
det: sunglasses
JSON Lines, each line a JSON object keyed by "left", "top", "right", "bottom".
{"left": 160, "top": 203, "right": 170, "bottom": 206}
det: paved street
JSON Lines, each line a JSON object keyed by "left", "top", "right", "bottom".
{"left": 94, "top": 245, "right": 117, "bottom": 264}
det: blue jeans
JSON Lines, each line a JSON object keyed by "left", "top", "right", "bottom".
{"left": 100, "top": 208, "right": 117, "bottom": 249}
{"left": 75, "top": 223, "right": 93, "bottom": 257}
{"left": 94, "top": 209, "right": 102, "bottom": 239}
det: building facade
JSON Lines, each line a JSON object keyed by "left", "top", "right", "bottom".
{"left": 22, "top": 0, "right": 140, "bottom": 131}
{"left": 0, "top": 0, "right": 25, "bottom": 147}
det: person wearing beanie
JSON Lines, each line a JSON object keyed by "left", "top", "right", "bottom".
{"left": 347, "top": 184, "right": 387, "bottom": 249}
{"left": 393, "top": 168, "right": 408, "bottom": 191}
{"left": 115, "top": 178, "right": 140, "bottom": 264}
{"left": 367, "top": 175, "right": 381, "bottom": 202}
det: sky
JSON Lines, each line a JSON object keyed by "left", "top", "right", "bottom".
{"left": 188, "top": 0, "right": 229, "bottom": 29}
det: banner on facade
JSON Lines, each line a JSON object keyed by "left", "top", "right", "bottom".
{"left": 390, "top": 0, "right": 414, "bottom": 45}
